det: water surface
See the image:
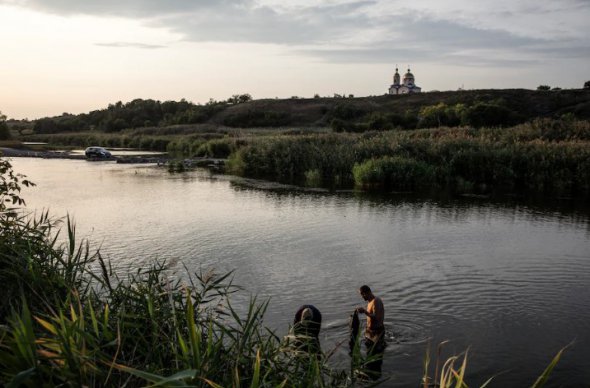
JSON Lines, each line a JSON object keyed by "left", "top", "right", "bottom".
{"left": 10, "top": 158, "right": 590, "bottom": 387}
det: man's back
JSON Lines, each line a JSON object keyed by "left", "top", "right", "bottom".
{"left": 366, "top": 296, "right": 385, "bottom": 341}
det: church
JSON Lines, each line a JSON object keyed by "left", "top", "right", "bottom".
{"left": 388, "top": 67, "right": 421, "bottom": 95}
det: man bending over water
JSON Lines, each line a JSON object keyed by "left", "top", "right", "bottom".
{"left": 356, "top": 285, "right": 385, "bottom": 369}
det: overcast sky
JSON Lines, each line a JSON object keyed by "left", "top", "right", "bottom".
{"left": 1, "top": 0, "right": 589, "bottom": 119}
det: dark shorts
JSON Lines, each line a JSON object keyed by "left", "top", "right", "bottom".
{"left": 364, "top": 332, "right": 386, "bottom": 355}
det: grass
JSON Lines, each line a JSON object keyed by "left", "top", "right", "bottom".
{"left": 225, "top": 119, "right": 590, "bottom": 197}
{"left": 421, "top": 341, "right": 569, "bottom": 388}
{"left": 0, "top": 209, "right": 365, "bottom": 387}
{"left": 18, "top": 117, "right": 590, "bottom": 199}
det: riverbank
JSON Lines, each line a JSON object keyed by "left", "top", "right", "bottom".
{"left": 0, "top": 147, "right": 227, "bottom": 168}
{"left": 0, "top": 147, "right": 85, "bottom": 159}
{"left": 6, "top": 117, "right": 590, "bottom": 198}
{"left": 224, "top": 119, "right": 590, "bottom": 198}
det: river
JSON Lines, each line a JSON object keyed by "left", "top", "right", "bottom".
{"left": 9, "top": 157, "right": 590, "bottom": 387}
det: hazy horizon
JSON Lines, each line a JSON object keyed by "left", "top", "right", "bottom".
{"left": 1, "top": 0, "right": 589, "bottom": 120}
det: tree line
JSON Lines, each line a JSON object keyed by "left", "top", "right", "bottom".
{"left": 331, "top": 100, "right": 526, "bottom": 132}
{"left": 33, "top": 95, "right": 252, "bottom": 134}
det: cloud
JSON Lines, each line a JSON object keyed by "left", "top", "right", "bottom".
{"left": 3, "top": 0, "right": 589, "bottom": 66}
{"left": 299, "top": 16, "right": 555, "bottom": 66}
{"left": 95, "top": 42, "right": 166, "bottom": 49}
{"left": 1, "top": 0, "right": 249, "bottom": 18}
{"left": 151, "top": 1, "right": 375, "bottom": 45}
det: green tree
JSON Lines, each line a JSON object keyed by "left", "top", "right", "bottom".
{"left": 227, "top": 94, "right": 252, "bottom": 104}
{"left": 584, "top": 80, "right": 590, "bottom": 89}
{"left": 0, "top": 111, "right": 11, "bottom": 140}
{"left": 418, "top": 103, "right": 463, "bottom": 128}
{"left": 537, "top": 85, "right": 551, "bottom": 91}
{"left": 0, "top": 157, "right": 34, "bottom": 211}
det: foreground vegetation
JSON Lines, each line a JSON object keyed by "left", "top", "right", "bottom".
{"left": 0, "top": 158, "right": 363, "bottom": 386}
{"left": 0, "top": 157, "right": 572, "bottom": 386}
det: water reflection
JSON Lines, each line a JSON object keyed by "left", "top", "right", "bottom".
{"left": 9, "top": 158, "right": 590, "bottom": 387}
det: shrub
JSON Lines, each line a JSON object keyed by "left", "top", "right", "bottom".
{"left": 353, "top": 156, "right": 434, "bottom": 191}
{"left": 330, "top": 103, "right": 366, "bottom": 120}
{"left": 0, "top": 112, "right": 11, "bottom": 140}
{"left": 418, "top": 103, "right": 464, "bottom": 128}
{"left": 194, "top": 138, "right": 235, "bottom": 158}
{"left": 304, "top": 169, "right": 322, "bottom": 187}
{"left": 462, "top": 102, "right": 522, "bottom": 128}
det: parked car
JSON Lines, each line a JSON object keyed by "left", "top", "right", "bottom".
{"left": 85, "top": 146, "right": 112, "bottom": 158}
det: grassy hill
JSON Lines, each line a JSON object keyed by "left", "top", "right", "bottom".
{"left": 214, "top": 89, "right": 590, "bottom": 127}
{"left": 10, "top": 88, "right": 590, "bottom": 138}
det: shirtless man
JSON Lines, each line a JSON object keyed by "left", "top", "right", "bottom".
{"left": 356, "top": 285, "right": 385, "bottom": 354}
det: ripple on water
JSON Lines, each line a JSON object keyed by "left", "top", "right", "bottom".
{"left": 386, "top": 318, "right": 431, "bottom": 345}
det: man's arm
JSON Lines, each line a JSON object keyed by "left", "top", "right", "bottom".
{"left": 357, "top": 307, "right": 378, "bottom": 318}
{"left": 373, "top": 298, "right": 384, "bottom": 324}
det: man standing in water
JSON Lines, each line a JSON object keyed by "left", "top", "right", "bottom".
{"left": 356, "top": 285, "right": 385, "bottom": 375}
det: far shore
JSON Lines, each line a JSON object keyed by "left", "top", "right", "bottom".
{"left": 1, "top": 147, "right": 86, "bottom": 159}
{"left": 0, "top": 147, "right": 227, "bottom": 168}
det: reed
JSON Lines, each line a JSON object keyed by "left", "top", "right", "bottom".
{"left": 226, "top": 119, "right": 590, "bottom": 197}
{"left": 421, "top": 341, "right": 568, "bottom": 388}
{"left": 0, "top": 210, "right": 365, "bottom": 386}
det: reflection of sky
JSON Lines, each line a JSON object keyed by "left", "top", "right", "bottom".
{"left": 10, "top": 158, "right": 590, "bottom": 387}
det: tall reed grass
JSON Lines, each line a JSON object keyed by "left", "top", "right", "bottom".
{"left": 226, "top": 119, "right": 590, "bottom": 197}
{"left": 0, "top": 210, "right": 362, "bottom": 386}
{"left": 420, "top": 341, "right": 569, "bottom": 388}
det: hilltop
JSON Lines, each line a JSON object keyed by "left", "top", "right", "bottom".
{"left": 12, "top": 88, "right": 590, "bottom": 136}
{"left": 216, "top": 88, "right": 590, "bottom": 127}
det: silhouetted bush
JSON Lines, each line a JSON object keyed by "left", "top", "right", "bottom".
{"left": 353, "top": 156, "right": 434, "bottom": 191}
{"left": 222, "top": 110, "right": 291, "bottom": 127}
{"left": 462, "top": 102, "right": 522, "bottom": 128}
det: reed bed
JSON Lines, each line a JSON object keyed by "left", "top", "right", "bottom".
{"left": 226, "top": 119, "right": 590, "bottom": 197}
{"left": 0, "top": 212, "right": 363, "bottom": 386}
{"left": 0, "top": 155, "right": 364, "bottom": 386}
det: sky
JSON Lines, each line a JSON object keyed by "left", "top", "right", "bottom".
{"left": 1, "top": 0, "right": 589, "bottom": 119}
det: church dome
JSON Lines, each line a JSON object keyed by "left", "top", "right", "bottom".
{"left": 403, "top": 67, "right": 415, "bottom": 86}
{"left": 403, "top": 68, "right": 414, "bottom": 80}
{"left": 393, "top": 67, "right": 400, "bottom": 85}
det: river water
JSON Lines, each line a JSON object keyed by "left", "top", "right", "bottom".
{"left": 9, "top": 158, "right": 590, "bottom": 387}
